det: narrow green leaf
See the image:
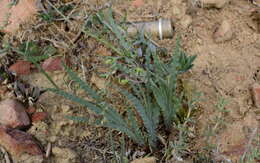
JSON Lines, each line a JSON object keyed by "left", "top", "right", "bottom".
{"left": 127, "top": 108, "right": 145, "bottom": 143}
{"left": 63, "top": 63, "right": 102, "bottom": 102}
{"left": 47, "top": 88, "right": 102, "bottom": 114}
{"left": 121, "top": 88, "right": 157, "bottom": 148}
{"left": 65, "top": 115, "right": 89, "bottom": 123}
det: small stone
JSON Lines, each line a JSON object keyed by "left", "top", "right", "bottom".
{"left": 52, "top": 147, "right": 79, "bottom": 163}
{"left": 213, "top": 20, "right": 234, "bottom": 43}
{"left": 180, "top": 15, "right": 193, "bottom": 29}
{"left": 199, "top": 0, "right": 230, "bottom": 9}
{"left": 131, "top": 157, "right": 156, "bottom": 163}
{"left": 8, "top": 60, "right": 33, "bottom": 76}
{"left": 0, "top": 99, "right": 30, "bottom": 128}
{"left": 0, "top": 125, "right": 43, "bottom": 157}
{"left": 31, "top": 112, "right": 48, "bottom": 123}
{"left": 26, "top": 106, "right": 36, "bottom": 114}
{"left": 252, "top": 83, "right": 260, "bottom": 108}
{"left": 90, "top": 73, "right": 106, "bottom": 90}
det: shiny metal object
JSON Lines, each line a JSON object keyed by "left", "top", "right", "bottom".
{"left": 127, "top": 19, "right": 174, "bottom": 39}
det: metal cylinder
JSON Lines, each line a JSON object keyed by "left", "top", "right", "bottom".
{"left": 127, "top": 19, "right": 174, "bottom": 39}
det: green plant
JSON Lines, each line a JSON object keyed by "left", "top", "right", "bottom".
{"left": 38, "top": 2, "right": 73, "bottom": 23}
{"left": 16, "top": 41, "right": 155, "bottom": 149}
{"left": 47, "top": 64, "right": 159, "bottom": 149}
{"left": 39, "top": 12, "right": 55, "bottom": 23}
{"left": 245, "top": 146, "right": 260, "bottom": 163}
{"left": 148, "top": 39, "right": 196, "bottom": 130}
{"left": 19, "top": 7, "right": 196, "bottom": 154}
{"left": 84, "top": 9, "right": 196, "bottom": 131}
{"left": 19, "top": 41, "right": 56, "bottom": 62}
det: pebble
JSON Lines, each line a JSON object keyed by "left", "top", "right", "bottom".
{"left": 213, "top": 20, "right": 234, "bottom": 43}
{"left": 0, "top": 99, "right": 30, "bottom": 128}
{"left": 26, "top": 106, "right": 36, "bottom": 114}
{"left": 8, "top": 60, "right": 32, "bottom": 76}
{"left": 31, "top": 112, "right": 48, "bottom": 123}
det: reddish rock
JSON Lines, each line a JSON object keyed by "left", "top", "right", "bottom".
{"left": 8, "top": 60, "right": 32, "bottom": 75}
{"left": 26, "top": 106, "right": 36, "bottom": 114}
{"left": 41, "top": 56, "right": 63, "bottom": 72}
{"left": 252, "top": 83, "right": 260, "bottom": 108}
{"left": 0, "top": 125, "right": 43, "bottom": 157}
{"left": 31, "top": 112, "right": 48, "bottom": 123}
{"left": 0, "top": 99, "right": 30, "bottom": 128}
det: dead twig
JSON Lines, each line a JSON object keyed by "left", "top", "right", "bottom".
{"left": 46, "top": 142, "right": 52, "bottom": 158}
